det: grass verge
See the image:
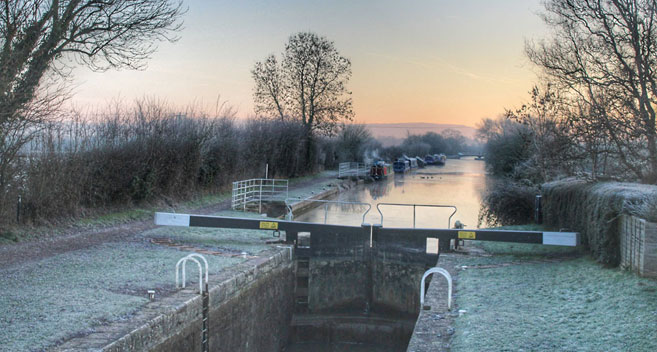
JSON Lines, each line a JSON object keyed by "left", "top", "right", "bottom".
{"left": 451, "top": 226, "right": 657, "bottom": 351}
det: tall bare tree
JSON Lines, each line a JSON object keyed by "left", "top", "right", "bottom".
{"left": 527, "top": 0, "right": 657, "bottom": 183}
{"left": 0, "top": 0, "right": 184, "bottom": 216}
{"left": 252, "top": 32, "right": 353, "bottom": 167}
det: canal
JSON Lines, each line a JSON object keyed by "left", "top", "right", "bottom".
{"left": 287, "top": 158, "right": 488, "bottom": 352}
{"left": 296, "top": 158, "right": 488, "bottom": 229}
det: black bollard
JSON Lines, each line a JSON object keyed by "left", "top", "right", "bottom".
{"left": 534, "top": 195, "right": 542, "bottom": 224}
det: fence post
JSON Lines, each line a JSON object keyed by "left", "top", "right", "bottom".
{"left": 534, "top": 195, "right": 542, "bottom": 224}
{"left": 16, "top": 195, "right": 21, "bottom": 223}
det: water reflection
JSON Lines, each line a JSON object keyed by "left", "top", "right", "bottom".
{"left": 295, "top": 159, "right": 488, "bottom": 229}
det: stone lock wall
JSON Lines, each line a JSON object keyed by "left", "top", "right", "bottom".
{"left": 55, "top": 247, "right": 295, "bottom": 352}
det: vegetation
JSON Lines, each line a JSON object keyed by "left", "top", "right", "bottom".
{"left": 528, "top": 0, "right": 657, "bottom": 184}
{"left": 0, "top": 99, "right": 374, "bottom": 228}
{"left": 252, "top": 32, "right": 354, "bottom": 166}
{"left": 542, "top": 179, "right": 657, "bottom": 265}
{"left": 452, "top": 239, "right": 657, "bottom": 352}
{"left": 478, "top": 0, "right": 657, "bottom": 230}
{"left": 0, "top": 0, "right": 184, "bottom": 229}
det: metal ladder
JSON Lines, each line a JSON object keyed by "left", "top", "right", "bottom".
{"left": 295, "top": 257, "right": 310, "bottom": 312}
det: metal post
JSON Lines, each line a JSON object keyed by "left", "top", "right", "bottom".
{"left": 265, "top": 163, "right": 268, "bottom": 179}
{"left": 535, "top": 195, "right": 542, "bottom": 224}
{"left": 16, "top": 195, "right": 21, "bottom": 223}
{"left": 324, "top": 203, "right": 329, "bottom": 224}
{"left": 413, "top": 205, "right": 416, "bottom": 229}
{"left": 259, "top": 181, "right": 263, "bottom": 214}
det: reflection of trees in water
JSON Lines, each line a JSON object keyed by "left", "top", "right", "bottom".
{"left": 368, "top": 181, "right": 391, "bottom": 200}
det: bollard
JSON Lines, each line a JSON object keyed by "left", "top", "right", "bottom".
{"left": 535, "top": 195, "right": 543, "bottom": 224}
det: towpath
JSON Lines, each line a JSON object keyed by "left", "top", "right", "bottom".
{"left": 0, "top": 171, "right": 338, "bottom": 269}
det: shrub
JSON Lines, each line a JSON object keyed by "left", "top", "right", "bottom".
{"left": 542, "top": 179, "right": 657, "bottom": 266}
{"left": 478, "top": 179, "right": 539, "bottom": 227}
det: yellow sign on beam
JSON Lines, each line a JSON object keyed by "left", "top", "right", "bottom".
{"left": 259, "top": 221, "right": 279, "bottom": 230}
{"left": 458, "top": 231, "right": 476, "bottom": 240}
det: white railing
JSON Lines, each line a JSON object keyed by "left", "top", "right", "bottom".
{"left": 231, "top": 178, "right": 289, "bottom": 212}
{"left": 176, "top": 253, "right": 209, "bottom": 294}
{"left": 338, "top": 162, "right": 369, "bottom": 178}
{"left": 420, "top": 267, "right": 452, "bottom": 310}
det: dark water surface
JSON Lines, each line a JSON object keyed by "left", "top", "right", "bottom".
{"left": 295, "top": 158, "right": 488, "bottom": 229}
{"left": 286, "top": 159, "right": 488, "bottom": 352}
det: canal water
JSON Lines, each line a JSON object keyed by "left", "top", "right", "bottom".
{"left": 295, "top": 158, "right": 488, "bottom": 229}
{"left": 286, "top": 159, "right": 489, "bottom": 352}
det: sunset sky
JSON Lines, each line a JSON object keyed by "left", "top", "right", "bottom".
{"left": 70, "top": 0, "right": 547, "bottom": 127}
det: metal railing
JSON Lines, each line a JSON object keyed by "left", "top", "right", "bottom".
{"left": 231, "top": 178, "right": 289, "bottom": 212}
{"left": 420, "top": 267, "right": 452, "bottom": 310}
{"left": 175, "top": 253, "right": 208, "bottom": 294}
{"left": 338, "top": 162, "right": 369, "bottom": 178}
{"left": 285, "top": 198, "right": 372, "bottom": 224}
{"left": 376, "top": 203, "right": 458, "bottom": 228}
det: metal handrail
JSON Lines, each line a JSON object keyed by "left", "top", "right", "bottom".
{"left": 285, "top": 197, "right": 372, "bottom": 225}
{"left": 420, "top": 267, "right": 452, "bottom": 310}
{"left": 231, "top": 178, "right": 289, "bottom": 212}
{"left": 376, "top": 203, "right": 457, "bottom": 228}
{"left": 175, "top": 253, "right": 208, "bottom": 294}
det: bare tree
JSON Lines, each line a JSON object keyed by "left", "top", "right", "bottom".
{"left": 527, "top": 0, "right": 657, "bottom": 183}
{"left": 505, "top": 85, "right": 578, "bottom": 182}
{"left": 0, "top": 0, "right": 184, "bottom": 219}
{"left": 252, "top": 32, "right": 353, "bottom": 167}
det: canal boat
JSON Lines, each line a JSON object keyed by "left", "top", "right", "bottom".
{"left": 415, "top": 156, "right": 426, "bottom": 168}
{"left": 434, "top": 154, "right": 447, "bottom": 166}
{"left": 403, "top": 155, "right": 419, "bottom": 169}
{"left": 424, "top": 154, "right": 436, "bottom": 165}
{"left": 370, "top": 161, "right": 392, "bottom": 180}
{"left": 393, "top": 159, "right": 410, "bottom": 173}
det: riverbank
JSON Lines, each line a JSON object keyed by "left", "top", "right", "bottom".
{"left": 0, "top": 171, "right": 342, "bottom": 351}
{"left": 410, "top": 225, "right": 657, "bottom": 351}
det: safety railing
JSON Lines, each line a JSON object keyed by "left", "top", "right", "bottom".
{"left": 376, "top": 203, "right": 457, "bottom": 228}
{"left": 176, "top": 253, "right": 208, "bottom": 294}
{"left": 231, "top": 178, "right": 289, "bottom": 212}
{"left": 420, "top": 267, "right": 452, "bottom": 310}
{"left": 285, "top": 197, "right": 372, "bottom": 225}
{"left": 338, "top": 162, "right": 369, "bottom": 178}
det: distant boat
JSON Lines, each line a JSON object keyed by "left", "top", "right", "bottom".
{"left": 415, "top": 156, "right": 426, "bottom": 168}
{"left": 402, "top": 155, "right": 418, "bottom": 169}
{"left": 434, "top": 154, "right": 446, "bottom": 166}
{"left": 424, "top": 154, "right": 434, "bottom": 164}
{"left": 370, "top": 161, "right": 392, "bottom": 180}
{"left": 393, "top": 159, "right": 410, "bottom": 173}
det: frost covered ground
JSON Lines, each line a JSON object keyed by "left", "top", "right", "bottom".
{"left": 451, "top": 231, "right": 657, "bottom": 351}
{"left": 0, "top": 171, "right": 342, "bottom": 351}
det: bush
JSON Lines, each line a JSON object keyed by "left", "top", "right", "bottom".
{"left": 1, "top": 101, "right": 329, "bottom": 226}
{"left": 542, "top": 179, "right": 657, "bottom": 266}
{"left": 478, "top": 179, "right": 539, "bottom": 227}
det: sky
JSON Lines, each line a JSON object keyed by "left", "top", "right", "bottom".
{"left": 70, "top": 0, "right": 548, "bottom": 127}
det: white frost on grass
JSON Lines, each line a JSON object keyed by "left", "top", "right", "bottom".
{"left": 0, "top": 242, "right": 244, "bottom": 351}
{"left": 451, "top": 250, "right": 657, "bottom": 351}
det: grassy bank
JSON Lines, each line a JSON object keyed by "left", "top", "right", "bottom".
{"left": 0, "top": 173, "right": 341, "bottom": 351}
{"left": 451, "top": 226, "right": 657, "bottom": 351}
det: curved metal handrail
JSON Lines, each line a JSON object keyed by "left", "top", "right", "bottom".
{"left": 376, "top": 203, "right": 457, "bottom": 228}
{"left": 285, "top": 197, "right": 372, "bottom": 225}
{"left": 175, "top": 253, "right": 208, "bottom": 294}
{"left": 421, "top": 267, "right": 452, "bottom": 310}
